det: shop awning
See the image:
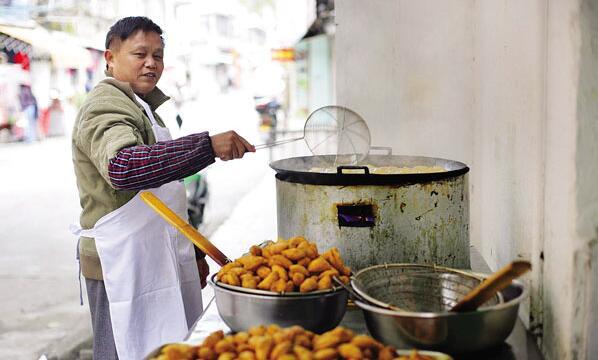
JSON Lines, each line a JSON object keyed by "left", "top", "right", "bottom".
{"left": 0, "top": 24, "right": 91, "bottom": 69}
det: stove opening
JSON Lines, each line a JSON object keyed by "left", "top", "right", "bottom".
{"left": 337, "top": 204, "right": 375, "bottom": 227}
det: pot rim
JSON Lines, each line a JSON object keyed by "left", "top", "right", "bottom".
{"left": 270, "top": 155, "right": 469, "bottom": 186}
{"left": 352, "top": 278, "right": 527, "bottom": 318}
{"left": 209, "top": 273, "right": 346, "bottom": 298}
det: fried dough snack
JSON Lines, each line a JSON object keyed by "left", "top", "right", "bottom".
{"left": 217, "top": 237, "right": 351, "bottom": 293}
{"left": 151, "top": 325, "right": 435, "bottom": 360}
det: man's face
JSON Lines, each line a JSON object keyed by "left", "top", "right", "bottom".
{"left": 105, "top": 30, "right": 164, "bottom": 96}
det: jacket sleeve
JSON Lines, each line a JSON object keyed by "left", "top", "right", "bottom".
{"left": 74, "top": 94, "right": 146, "bottom": 186}
{"left": 107, "top": 132, "right": 215, "bottom": 190}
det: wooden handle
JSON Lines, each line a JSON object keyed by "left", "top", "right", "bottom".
{"left": 140, "top": 191, "right": 231, "bottom": 267}
{"left": 451, "top": 260, "right": 531, "bottom": 312}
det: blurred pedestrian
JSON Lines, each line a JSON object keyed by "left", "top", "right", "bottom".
{"left": 18, "top": 84, "right": 38, "bottom": 142}
{"left": 71, "top": 16, "right": 255, "bottom": 360}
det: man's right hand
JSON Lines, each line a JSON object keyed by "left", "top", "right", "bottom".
{"left": 210, "top": 131, "right": 256, "bottom": 161}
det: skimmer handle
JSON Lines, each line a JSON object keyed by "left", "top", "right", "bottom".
{"left": 254, "top": 136, "right": 304, "bottom": 150}
{"left": 451, "top": 260, "right": 531, "bottom": 312}
{"left": 140, "top": 191, "right": 232, "bottom": 266}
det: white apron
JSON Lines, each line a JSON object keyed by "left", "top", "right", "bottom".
{"left": 72, "top": 94, "right": 202, "bottom": 360}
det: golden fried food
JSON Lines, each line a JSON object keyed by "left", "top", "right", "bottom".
{"left": 282, "top": 248, "right": 307, "bottom": 261}
{"left": 241, "top": 274, "right": 258, "bottom": 289}
{"left": 291, "top": 272, "right": 306, "bottom": 287}
{"left": 269, "top": 241, "right": 290, "bottom": 255}
{"left": 293, "top": 344, "right": 312, "bottom": 360}
{"left": 299, "top": 276, "right": 318, "bottom": 293}
{"left": 318, "top": 269, "right": 340, "bottom": 280}
{"left": 289, "top": 264, "right": 309, "bottom": 276}
{"left": 238, "top": 255, "right": 267, "bottom": 271}
{"left": 216, "top": 237, "right": 352, "bottom": 294}
{"left": 221, "top": 273, "right": 240, "bottom": 287}
{"left": 317, "top": 276, "right": 332, "bottom": 290}
{"left": 271, "top": 265, "right": 289, "bottom": 282}
{"left": 289, "top": 236, "right": 307, "bottom": 248}
{"left": 297, "top": 257, "right": 311, "bottom": 268}
{"left": 257, "top": 271, "right": 279, "bottom": 290}
{"left": 307, "top": 257, "right": 333, "bottom": 273}
{"left": 351, "top": 335, "right": 383, "bottom": 350}
{"left": 338, "top": 343, "right": 363, "bottom": 359}
{"left": 377, "top": 346, "right": 395, "bottom": 360}
{"left": 249, "top": 245, "right": 263, "bottom": 256}
{"left": 269, "top": 255, "right": 293, "bottom": 269}
{"left": 256, "top": 266, "right": 272, "bottom": 279}
{"left": 314, "top": 348, "right": 338, "bottom": 360}
{"left": 150, "top": 325, "right": 437, "bottom": 360}
{"left": 271, "top": 278, "right": 288, "bottom": 292}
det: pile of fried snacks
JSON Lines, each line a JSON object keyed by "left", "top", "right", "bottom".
{"left": 217, "top": 237, "right": 351, "bottom": 293}
{"left": 151, "top": 325, "right": 436, "bottom": 360}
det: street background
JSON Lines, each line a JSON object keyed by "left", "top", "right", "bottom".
{"left": 0, "top": 0, "right": 330, "bottom": 358}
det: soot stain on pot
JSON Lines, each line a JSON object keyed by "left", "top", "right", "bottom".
{"left": 415, "top": 208, "right": 434, "bottom": 221}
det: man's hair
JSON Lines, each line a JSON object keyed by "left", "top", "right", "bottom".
{"left": 105, "top": 16, "right": 164, "bottom": 50}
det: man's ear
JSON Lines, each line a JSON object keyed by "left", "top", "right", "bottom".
{"left": 104, "top": 49, "right": 114, "bottom": 72}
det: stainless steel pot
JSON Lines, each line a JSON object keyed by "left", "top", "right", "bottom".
{"left": 271, "top": 154, "right": 470, "bottom": 270}
{"left": 351, "top": 264, "right": 526, "bottom": 353}
{"left": 209, "top": 274, "right": 348, "bottom": 333}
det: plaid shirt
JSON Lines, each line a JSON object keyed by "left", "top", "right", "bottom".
{"left": 108, "top": 131, "right": 215, "bottom": 190}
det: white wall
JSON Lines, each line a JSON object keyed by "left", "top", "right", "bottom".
{"left": 336, "top": 0, "right": 598, "bottom": 358}
{"left": 336, "top": 1, "right": 474, "bottom": 165}
{"left": 471, "top": 0, "right": 546, "bottom": 332}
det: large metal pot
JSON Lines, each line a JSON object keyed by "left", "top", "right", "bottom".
{"left": 209, "top": 275, "right": 348, "bottom": 333}
{"left": 271, "top": 154, "right": 470, "bottom": 270}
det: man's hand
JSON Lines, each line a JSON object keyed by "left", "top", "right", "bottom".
{"left": 210, "top": 131, "right": 255, "bottom": 161}
{"left": 196, "top": 258, "right": 210, "bottom": 289}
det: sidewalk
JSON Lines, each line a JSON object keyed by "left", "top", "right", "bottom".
{"left": 200, "top": 168, "right": 279, "bottom": 306}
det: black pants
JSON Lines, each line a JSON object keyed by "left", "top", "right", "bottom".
{"left": 85, "top": 278, "right": 118, "bottom": 360}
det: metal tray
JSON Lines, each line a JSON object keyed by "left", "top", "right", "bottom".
{"left": 145, "top": 343, "right": 453, "bottom": 360}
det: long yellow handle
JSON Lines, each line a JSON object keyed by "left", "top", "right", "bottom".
{"left": 140, "top": 191, "right": 231, "bottom": 266}
{"left": 451, "top": 260, "right": 531, "bottom": 312}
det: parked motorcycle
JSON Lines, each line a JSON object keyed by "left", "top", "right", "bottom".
{"left": 254, "top": 96, "right": 280, "bottom": 128}
{"left": 254, "top": 96, "right": 280, "bottom": 144}
{"left": 184, "top": 172, "right": 208, "bottom": 229}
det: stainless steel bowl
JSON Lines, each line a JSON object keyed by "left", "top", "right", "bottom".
{"left": 352, "top": 264, "right": 526, "bottom": 353}
{"left": 210, "top": 274, "right": 348, "bottom": 333}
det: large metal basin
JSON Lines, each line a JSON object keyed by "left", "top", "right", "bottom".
{"left": 210, "top": 274, "right": 348, "bottom": 333}
{"left": 352, "top": 264, "right": 526, "bottom": 353}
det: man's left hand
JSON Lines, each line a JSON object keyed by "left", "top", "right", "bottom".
{"left": 196, "top": 258, "right": 210, "bottom": 288}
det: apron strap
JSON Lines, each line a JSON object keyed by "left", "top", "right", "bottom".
{"left": 76, "top": 238, "right": 83, "bottom": 306}
{"left": 134, "top": 94, "right": 159, "bottom": 126}
{"left": 70, "top": 223, "right": 96, "bottom": 306}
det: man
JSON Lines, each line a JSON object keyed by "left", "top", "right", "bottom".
{"left": 71, "top": 17, "right": 255, "bottom": 360}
